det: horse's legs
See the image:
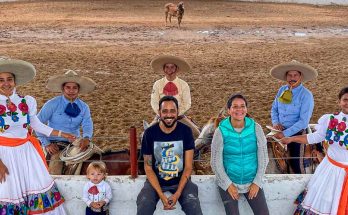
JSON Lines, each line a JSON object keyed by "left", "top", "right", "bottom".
{"left": 178, "top": 16, "right": 182, "bottom": 28}
{"left": 165, "top": 12, "right": 168, "bottom": 26}
{"left": 169, "top": 15, "right": 172, "bottom": 23}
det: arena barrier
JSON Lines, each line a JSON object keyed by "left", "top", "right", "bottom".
{"left": 236, "top": 0, "right": 347, "bottom": 5}
{"left": 55, "top": 174, "right": 311, "bottom": 215}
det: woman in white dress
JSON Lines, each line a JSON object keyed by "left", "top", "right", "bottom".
{"left": 0, "top": 58, "right": 75, "bottom": 214}
{"left": 281, "top": 86, "right": 348, "bottom": 215}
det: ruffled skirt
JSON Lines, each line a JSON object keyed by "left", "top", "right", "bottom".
{"left": 0, "top": 142, "right": 66, "bottom": 214}
{"left": 295, "top": 156, "right": 346, "bottom": 215}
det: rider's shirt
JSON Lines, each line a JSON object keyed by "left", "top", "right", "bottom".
{"left": 151, "top": 77, "right": 191, "bottom": 116}
{"left": 37, "top": 95, "right": 93, "bottom": 146}
{"left": 271, "top": 84, "right": 314, "bottom": 137}
{"left": 141, "top": 121, "right": 194, "bottom": 186}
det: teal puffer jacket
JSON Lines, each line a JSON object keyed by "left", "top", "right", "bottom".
{"left": 219, "top": 117, "right": 257, "bottom": 185}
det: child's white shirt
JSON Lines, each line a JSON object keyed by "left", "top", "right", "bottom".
{"left": 82, "top": 180, "right": 112, "bottom": 207}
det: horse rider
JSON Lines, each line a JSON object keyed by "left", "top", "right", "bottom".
{"left": 270, "top": 60, "right": 318, "bottom": 173}
{"left": 150, "top": 54, "right": 200, "bottom": 139}
{"left": 37, "top": 70, "right": 96, "bottom": 175}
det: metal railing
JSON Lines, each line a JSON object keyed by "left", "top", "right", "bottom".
{"left": 50, "top": 127, "right": 323, "bottom": 178}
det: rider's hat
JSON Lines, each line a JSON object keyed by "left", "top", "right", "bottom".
{"left": 151, "top": 55, "right": 191, "bottom": 73}
{"left": 270, "top": 60, "right": 318, "bottom": 82}
{"left": 46, "top": 70, "right": 96, "bottom": 94}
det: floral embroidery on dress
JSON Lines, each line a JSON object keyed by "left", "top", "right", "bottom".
{"left": 23, "top": 114, "right": 32, "bottom": 135}
{"left": 22, "top": 99, "right": 31, "bottom": 130}
{"left": 0, "top": 98, "right": 31, "bottom": 132}
{"left": 18, "top": 99, "right": 29, "bottom": 116}
{"left": 325, "top": 115, "right": 348, "bottom": 149}
{"left": 0, "top": 184, "right": 64, "bottom": 215}
{"left": 0, "top": 104, "right": 10, "bottom": 132}
{"left": 6, "top": 99, "right": 19, "bottom": 123}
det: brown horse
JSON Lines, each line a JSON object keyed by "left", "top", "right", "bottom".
{"left": 62, "top": 149, "right": 144, "bottom": 176}
{"left": 165, "top": 2, "right": 185, "bottom": 28}
{"left": 268, "top": 125, "right": 326, "bottom": 174}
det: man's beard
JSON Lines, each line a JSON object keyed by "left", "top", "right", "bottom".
{"left": 160, "top": 117, "right": 177, "bottom": 128}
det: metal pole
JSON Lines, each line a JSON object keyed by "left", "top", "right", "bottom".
{"left": 130, "top": 126, "right": 138, "bottom": 178}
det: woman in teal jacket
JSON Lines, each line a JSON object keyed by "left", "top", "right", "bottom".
{"left": 211, "top": 94, "right": 269, "bottom": 215}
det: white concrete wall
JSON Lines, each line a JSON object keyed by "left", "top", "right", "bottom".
{"left": 236, "top": 0, "right": 348, "bottom": 5}
{"left": 55, "top": 174, "right": 312, "bottom": 215}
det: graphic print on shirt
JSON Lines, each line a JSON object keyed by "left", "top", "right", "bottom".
{"left": 154, "top": 140, "right": 183, "bottom": 180}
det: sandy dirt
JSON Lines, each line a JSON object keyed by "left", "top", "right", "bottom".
{"left": 0, "top": 0, "right": 347, "bottom": 173}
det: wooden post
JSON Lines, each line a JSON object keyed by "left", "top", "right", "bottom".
{"left": 129, "top": 126, "right": 138, "bottom": 178}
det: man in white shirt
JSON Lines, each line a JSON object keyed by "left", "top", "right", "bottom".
{"left": 150, "top": 55, "right": 200, "bottom": 138}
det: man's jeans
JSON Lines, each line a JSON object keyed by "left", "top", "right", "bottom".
{"left": 136, "top": 179, "right": 203, "bottom": 215}
{"left": 288, "top": 130, "right": 306, "bottom": 174}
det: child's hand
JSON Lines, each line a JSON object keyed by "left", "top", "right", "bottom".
{"left": 91, "top": 201, "right": 106, "bottom": 209}
{"left": 98, "top": 201, "right": 106, "bottom": 207}
{"left": 90, "top": 202, "right": 101, "bottom": 209}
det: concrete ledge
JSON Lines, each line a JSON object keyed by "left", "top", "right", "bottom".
{"left": 55, "top": 174, "right": 311, "bottom": 215}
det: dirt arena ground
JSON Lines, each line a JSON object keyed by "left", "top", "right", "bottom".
{"left": 0, "top": 0, "right": 347, "bottom": 172}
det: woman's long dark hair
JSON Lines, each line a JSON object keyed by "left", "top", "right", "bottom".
{"left": 338, "top": 87, "right": 348, "bottom": 100}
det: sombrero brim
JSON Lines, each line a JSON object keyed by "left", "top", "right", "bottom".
{"left": 270, "top": 61, "right": 318, "bottom": 82}
{"left": 0, "top": 59, "right": 36, "bottom": 85}
{"left": 46, "top": 75, "right": 96, "bottom": 94}
{"left": 151, "top": 55, "right": 191, "bottom": 73}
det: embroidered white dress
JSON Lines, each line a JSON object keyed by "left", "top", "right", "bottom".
{"left": 297, "top": 112, "right": 348, "bottom": 214}
{"left": 0, "top": 91, "right": 66, "bottom": 214}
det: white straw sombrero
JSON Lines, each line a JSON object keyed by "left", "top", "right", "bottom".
{"left": 46, "top": 70, "right": 96, "bottom": 94}
{"left": 0, "top": 59, "right": 36, "bottom": 85}
{"left": 270, "top": 60, "right": 318, "bottom": 82}
{"left": 151, "top": 55, "right": 191, "bottom": 73}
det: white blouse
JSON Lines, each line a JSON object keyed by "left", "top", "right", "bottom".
{"left": 307, "top": 112, "right": 348, "bottom": 164}
{"left": 0, "top": 89, "right": 52, "bottom": 139}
